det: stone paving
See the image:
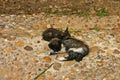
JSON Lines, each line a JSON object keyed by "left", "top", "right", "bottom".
{"left": 0, "top": 14, "right": 120, "bottom": 80}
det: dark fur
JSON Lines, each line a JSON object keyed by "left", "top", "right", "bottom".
{"left": 48, "top": 38, "right": 62, "bottom": 55}
{"left": 61, "top": 28, "right": 89, "bottom": 62}
{"left": 47, "top": 27, "right": 71, "bottom": 55}
{"left": 42, "top": 27, "right": 89, "bottom": 62}
{"left": 62, "top": 27, "right": 71, "bottom": 40}
{"left": 62, "top": 37, "right": 89, "bottom": 62}
{"left": 42, "top": 27, "right": 63, "bottom": 41}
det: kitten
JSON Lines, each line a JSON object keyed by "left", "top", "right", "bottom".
{"left": 42, "top": 27, "right": 63, "bottom": 41}
{"left": 42, "top": 27, "right": 89, "bottom": 62}
{"left": 58, "top": 28, "right": 89, "bottom": 62}
{"left": 58, "top": 37, "right": 89, "bottom": 62}
{"left": 48, "top": 38, "right": 62, "bottom": 55}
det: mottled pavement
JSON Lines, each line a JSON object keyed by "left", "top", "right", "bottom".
{"left": 0, "top": 14, "right": 120, "bottom": 80}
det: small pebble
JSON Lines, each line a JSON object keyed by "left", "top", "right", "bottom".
{"left": 48, "top": 77, "right": 54, "bottom": 80}
{"left": 32, "top": 24, "right": 39, "bottom": 29}
{"left": 16, "top": 41, "right": 24, "bottom": 47}
{"left": 53, "top": 62, "right": 61, "bottom": 70}
{"left": 7, "top": 36, "right": 16, "bottom": 41}
{"left": 63, "top": 61, "right": 75, "bottom": 67}
{"left": 5, "top": 24, "right": 14, "bottom": 28}
{"left": 0, "top": 32, "right": 3, "bottom": 37}
{"left": 107, "top": 49, "right": 113, "bottom": 54}
{"left": 5, "top": 47, "right": 11, "bottom": 52}
{"left": 64, "top": 78, "right": 69, "bottom": 80}
{"left": 24, "top": 46, "right": 33, "bottom": 51}
{"left": 37, "top": 75, "right": 46, "bottom": 80}
{"left": 113, "top": 49, "right": 120, "bottom": 54}
{"left": 0, "top": 22, "right": 4, "bottom": 26}
{"left": 90, "top": 46, "right": 100, "bottom": 52}
{"left": 43, "top": 56, "right": 52, "bottom": 63}
{"left": 116, "top": 34, "right": 120, "bottom": 42}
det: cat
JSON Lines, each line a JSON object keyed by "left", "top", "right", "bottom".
{"left": 48, "top": 38, "right": 62, "bottom": 55}
{"left": 58, "top": 37, "right": 89, "bottom": 62}
{"left": 42, "top": 27, "right": 89, "bottom": 62}
{"left": 42, "top": 27, "right": 63, "bottom": 41}
{"left": 58, "top": 27, "right": 89, "bottom": 62}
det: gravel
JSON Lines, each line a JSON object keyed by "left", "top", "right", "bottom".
{"left": 0, "top": 13, "right": 120, "bottom": 80}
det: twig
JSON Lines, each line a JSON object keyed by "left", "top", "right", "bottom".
{"left": 34, "top": 63, "right": 54, "bottom": 80}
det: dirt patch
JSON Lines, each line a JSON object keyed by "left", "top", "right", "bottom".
{"left": 0, "top": 0, "right": 120, "bottom": 15}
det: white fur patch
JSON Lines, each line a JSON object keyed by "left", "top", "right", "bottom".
{"left": 69, "top": 48, "right": 84, "bottom": 53}
{"left": 57, "top": 57, "right": 66, "bottom": 61}
{"left": 48, "top": 50, "right": 54, "bottom": 55}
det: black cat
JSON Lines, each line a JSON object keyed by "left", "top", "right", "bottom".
{"left": 42, "top": 27, "right": 89, "bottom": 62}
{"left": 59, "top": 37, "right": 89, "bottom": 62}
{"left": 59, "top": 27, "right": 89, "bottom": 62}
{"left": 48, "top": 38, "right": 62, "bottom": 55}
{"left": 42, "top": 27, "right": 63, "bottom": 41}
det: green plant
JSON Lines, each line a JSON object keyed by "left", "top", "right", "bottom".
{"left": 82, "top": 12, "right": 91, "bottom": 19}
{"left": 69, "top": 29, "right": 81, "bottom": 35}
{"left": 94, "top": 7, "right": 108, "bottom": 17}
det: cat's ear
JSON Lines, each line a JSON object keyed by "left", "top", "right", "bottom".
{"left": 64, "top": 27, "right": 69, "bottom": 34}
{"left": 62, "top": 27, "right": 71, "bottom": 39}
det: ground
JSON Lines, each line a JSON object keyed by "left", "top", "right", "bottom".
{"left": 0, "top": 0, "right": 120, "bottom": 80}
{"left": 0, "top": 0, "right": 120, "bottom": 15}
{"left": 0, "top": 14, "right": 120, "bottom": 80}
